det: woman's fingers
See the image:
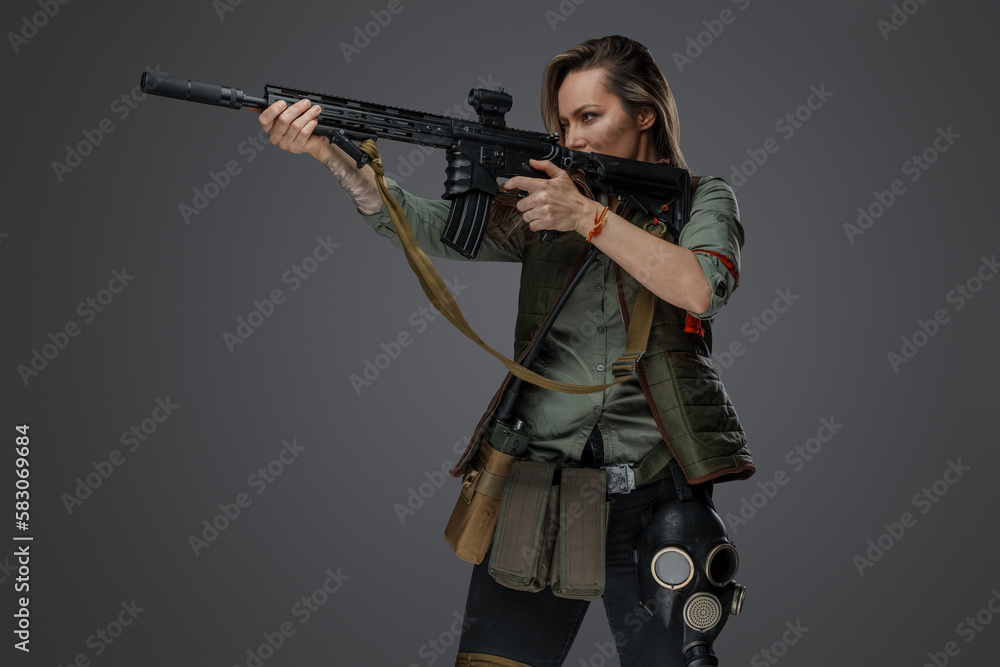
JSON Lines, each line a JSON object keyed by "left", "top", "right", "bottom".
{"left": 258, "top": 99, "right": 324, "bottom": 154}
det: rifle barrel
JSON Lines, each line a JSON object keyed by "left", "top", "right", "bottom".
{"left": 140, "top": 73, "right": 265, "bottom": 109}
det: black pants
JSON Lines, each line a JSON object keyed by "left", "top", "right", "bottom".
{"left": 457, "top": 432, "right": 714, "bottom": 666}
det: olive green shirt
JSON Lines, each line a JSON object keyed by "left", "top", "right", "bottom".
{"left": 360, "top": 177, "right": 742, "bottom": 468}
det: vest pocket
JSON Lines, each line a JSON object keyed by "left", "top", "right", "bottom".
{"left": 663, "top": 352, "right": 744, "bottom": 458}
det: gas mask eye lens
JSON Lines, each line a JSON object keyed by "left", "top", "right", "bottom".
{"left": 705, "top": 543, "right": 740, "bottom": 587}
{"left": 651, "top": 547, "right": 694, "bottom": 589}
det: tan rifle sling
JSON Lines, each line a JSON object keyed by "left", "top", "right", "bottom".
{"left": 357, "top": 139, "right": 657, "bottom": 394}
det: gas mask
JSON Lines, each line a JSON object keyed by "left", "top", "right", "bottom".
{"left": 635, "top": 475, "right": 746, "bottom": 666}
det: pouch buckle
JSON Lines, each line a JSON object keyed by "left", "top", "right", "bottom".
{"left": 460, "top": 467, "right": 481, "bottom": 503}
{"left": 602, "top": 463, "right": 635, "bottom": 494}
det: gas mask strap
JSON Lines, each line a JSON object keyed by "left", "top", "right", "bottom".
{"left": 640, "top": 460, "right": 694, "bottom": 529}
{"left": 669, "top": 460, "right": 694, "bottom": 502}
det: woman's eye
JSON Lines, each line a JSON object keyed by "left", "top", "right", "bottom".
{"left": 559, "top": 113, "right": 597, "bottom": 129}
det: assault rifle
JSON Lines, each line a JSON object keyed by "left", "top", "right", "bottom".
{"left": 140, "top": 72, "right": 691, "bottom": 258}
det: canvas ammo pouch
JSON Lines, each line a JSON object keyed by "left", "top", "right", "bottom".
{"left": 444, "top": 432, "right": 523, "bottom": 565}
{"left": 488, "top": 464, "right": 610, "bottom": 600}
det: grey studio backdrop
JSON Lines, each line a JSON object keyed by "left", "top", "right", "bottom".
{"left": 4, "top": 0, "right": 999, "bottom": 665}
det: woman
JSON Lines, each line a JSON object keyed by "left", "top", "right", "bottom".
{"left": 260, "top": 35, "right": 753, "bottom": 667}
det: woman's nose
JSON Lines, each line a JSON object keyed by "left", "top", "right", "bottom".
{"left": 563, "top": 127, "right": 586, "bottom": 150}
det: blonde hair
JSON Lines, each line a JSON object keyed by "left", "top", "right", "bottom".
{"left": 540, "top": 35, "right": 689, "bottom": 171}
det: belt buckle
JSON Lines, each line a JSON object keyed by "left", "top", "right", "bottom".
{"left": 602, "top": 463, "right": 635, "bottom": 495}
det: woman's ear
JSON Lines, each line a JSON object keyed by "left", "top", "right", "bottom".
{"left": 637, "top": 105, "right": 656, "bottom": 131}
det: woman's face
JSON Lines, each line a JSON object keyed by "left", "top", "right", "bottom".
{"left": 557, "top": 67, "right": 656, "bottom": 162}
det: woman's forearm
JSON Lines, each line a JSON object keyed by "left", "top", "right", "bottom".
{"left": 583, "top": 210, "right": 712, "bottom": 315}
{"left": 316, "top": 144, "right": 384, "bottom": 216}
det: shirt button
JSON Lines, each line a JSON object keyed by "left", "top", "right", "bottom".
{"left": 597, "top": 325, "right": 606, "bottom": 334}
{"left": 595, "top": 284, "right": 604, "bottom": 291}
{"left": 592, "top": 406, "right": 600, "bottom": 414}
{"left": 597, "top": 364, "right": 605, "bottom": 372}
